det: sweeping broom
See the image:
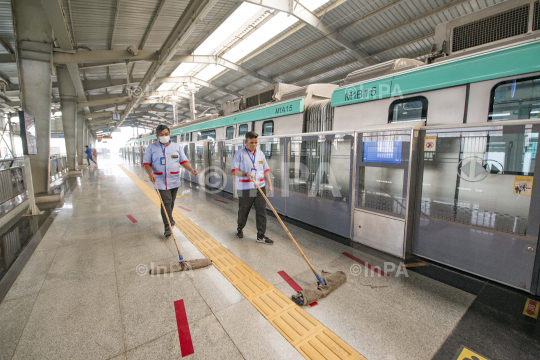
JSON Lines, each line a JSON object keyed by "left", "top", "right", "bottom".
{"left": 250, "top": 179, "right": 346, "bottom": 306}
{"left": 149, "top": 181, "right": 212, "bottom": 274}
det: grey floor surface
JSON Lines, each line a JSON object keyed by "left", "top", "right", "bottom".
{"left": 0, "top": 156, "right": 475, "bottom": 360}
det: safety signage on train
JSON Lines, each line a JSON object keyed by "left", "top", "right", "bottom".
{"left": 424, "top": 136, "right": 437, "bottom": 152}
{"left": 513, "top": 176, "right": 533, "bottom": 196}
{"left": 523, "top": 298, "right": 539, "bottom": 319}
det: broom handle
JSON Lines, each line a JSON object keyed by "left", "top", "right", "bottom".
{"left": 250, "top": 178, "right": 319, "bottom": 277}
{"left": 153, "top": 181, "right": 183, "bottom": 259}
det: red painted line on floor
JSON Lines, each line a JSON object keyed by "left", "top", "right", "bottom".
{"left": 342, "top": 252, "right": 389, "bottom": 277}
{"left": 118, "top": 191, "right": 123, "bottom": 195}
{"left": 126, "top": 215, "right": 138, "bottom": 223}
{"left": 278, "top": 271, "right": 318, "bottom": 307}
{"left": 214, "top": 199, "right": 228, "bottom": 204}
{"left": 174, "top": 299, "right": 194, "bottom": 357}
{"left": 177, "top": 206, "right": 191, "bottom": 212}
{"left": 144, "top": 180, "right": 149, "bottom": 182}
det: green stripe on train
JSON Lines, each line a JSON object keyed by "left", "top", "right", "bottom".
{"left": 133, "top": 98, "right": 304, "bottom": 142}
{"left": 331, "top": 40, "right": 540, "bottom": 107}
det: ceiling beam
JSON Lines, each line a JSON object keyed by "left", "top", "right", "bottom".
{"left": 244, "top": 0, "right": 375, "bottom": 67}
{"left": 271, "top": 48, "right": 346, "bottom": 79}
{"left": 40, "top": 0, "right": 88, "bottom": 107}
{"left": 237, "top": 0, "right": 349, "bottom": 64}
{"left": 292, "top": 59, "right": 358, "bottom": 85}
{"left": 155, "top": 76, "right": 241, "bottom": 97}
{"left": 337, "top": 0, "right": 408, "bottom": 34}
{"left": 77, "top": 95, "right": 128, "bottom": 109}
{"left": 120, "top": 0, "right": 221, "bottom": 127}
{"left": 370, "top": 32, "right": 435, "bottom": 57}
{"left": 354, "top": 0, "right": 470, "bottom": 47}
{"left": 53, "top": 49, "right": 159, "bottom": 64}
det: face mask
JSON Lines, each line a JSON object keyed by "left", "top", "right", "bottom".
{"left": 159, "top": 136, "right": 170, "bottom": 144}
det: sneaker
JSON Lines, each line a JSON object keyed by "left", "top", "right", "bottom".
{"left": 164, "top": 227, "right": 172, "bottom": 236}
{"left": 171, "top": 220, "right": 176, "bottom": 227}
{"left": 256, "top": 234, "right": 274, "bottom": 245}
{"left": 236, "top": 228, "right": 243, "bottom": 238}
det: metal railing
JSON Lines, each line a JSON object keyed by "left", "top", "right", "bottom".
{"left": 0, "top": 158, "right": 26, "bottom": 205}
{"left": 50, "top": 155, "right": 68, "bottom": 182}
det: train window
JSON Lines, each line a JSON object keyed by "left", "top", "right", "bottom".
{"left": 238, "top": 124, "right": 248, "bottom": 137}
{"left": 388, "top": 96, "right": 428, "bottom": 123}
{"left": 262, "top": 121, "right": 274, "bottom": 136}
{"left": 197, "top": 130, "right": 216, "bottom": 141}
{"left": 185, "top": 133, "right": 190, "bottom": 141}
{"left": 180, "top": 134, "right": 184, "bottom": 142}
{"left": 171, "top": 136, "right": 177, "bottom": 143}
{"left": 489, "top": 76, "right": 540, "bottom": 121}
{"left": 226, "top": 126, "right": 234, "bottom": 139}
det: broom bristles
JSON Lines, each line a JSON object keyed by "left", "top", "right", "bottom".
{"left": 150, "top": 258, "right": 212, "bottom": 274}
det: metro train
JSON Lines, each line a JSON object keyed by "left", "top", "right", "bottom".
{"left": 123, "top": 1, "right": 540, "bottom": 295}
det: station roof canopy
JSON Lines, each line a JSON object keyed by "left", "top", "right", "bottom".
{"left": 0, "top": 0, "right": 507, "bottom": 131}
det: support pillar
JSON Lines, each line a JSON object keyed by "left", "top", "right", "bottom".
{"left": 8, "top": 114, "right": 15, "bottom": 157}
{"left": 173, "top": 102, "right": 178, "bottom": 125}
{"left": 77, "top": 112, "right": 84, "bottom": 165}
{"left": 57, "top": 66, "right": 77, "bottom": 171}
{"left": 13, "top": 0, "right": 53, "bottom": 194}
{"left": 189, "top": 92, "right": 196, "bottom": 121}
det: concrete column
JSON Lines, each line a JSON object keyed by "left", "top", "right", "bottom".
{"left": 57, "top": 66, "right": 77, "bottom": 171}
{"left": 8, "top": 114, "right": 15, "bottom": 157}
{"left": 173, "top": 102, "right": 178, "bottom": 125}
{"left": 189, "top": 92, "right": 196, "bottom": 121}
{"left": 13, "top": 0, "right": 53, "bottom": 194}
{"left": 83, "top": 121, "right": 87, "bottom": 149}
{"left": 77, "top": 112, "right": 84, "bottom": 165}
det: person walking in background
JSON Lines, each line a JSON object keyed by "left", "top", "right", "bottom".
{"left": 85, "top": 145, "right": 97, "bottom": 166}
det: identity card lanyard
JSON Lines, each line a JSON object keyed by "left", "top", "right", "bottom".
{"left": 160, "top": 144, "right": 167, "bottom": 165}
{"left": 245, "top": 147, "right": 257, "bottom": 177}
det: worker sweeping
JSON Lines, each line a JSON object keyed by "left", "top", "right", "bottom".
{"left": 231, "top": 131, "right": 274, "bottom": 244}
{"left": 143, "top": 124, "right": 198, "bottom": 236}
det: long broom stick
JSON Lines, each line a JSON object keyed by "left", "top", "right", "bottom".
{"left": 250, "top": 178, "right": 326, "bottom": 285}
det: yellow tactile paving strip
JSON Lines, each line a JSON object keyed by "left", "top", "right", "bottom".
{"left": 119, "top": 165, "right": 366, "bottom": 360}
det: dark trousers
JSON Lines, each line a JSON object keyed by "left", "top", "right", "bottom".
{"left": 86, "top": 156, "right": 96, "bottom": 165}
{"left": 237, "top": 186, "right": 266, "bottom": 236}
{"left": 158, "top": 187, "right": 178, "bottom": 229}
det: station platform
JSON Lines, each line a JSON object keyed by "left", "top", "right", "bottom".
{"left": 0, "top": 156, "right": 538, "bottom": 360}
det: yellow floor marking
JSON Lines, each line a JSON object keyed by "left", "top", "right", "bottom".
{"left": 119, "top": 165, "right": 366, "bottom": 360}
{"left": 454, "top": 346, "right": 490, "bottom": 360}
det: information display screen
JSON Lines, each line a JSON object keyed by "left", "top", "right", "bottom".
{"left": 362, "top": 140, "right": 402, "bottom": 164}
{"left": 18, "top": 111, "right": 37, "bottom": 155}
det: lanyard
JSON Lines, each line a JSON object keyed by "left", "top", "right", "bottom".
{"left": 245, "top": 147, "right": 256, "bottom": 169}
{"left": 160, "top": 143, "right": 167, "bottom": 156}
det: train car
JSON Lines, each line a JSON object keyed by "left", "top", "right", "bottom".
{"left": 123, "top": 0, "right": 540, "bottom": 295}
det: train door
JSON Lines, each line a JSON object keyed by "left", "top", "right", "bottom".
{"left": 413, "top": 123, "right": 540, "bottom": 292}
{"left": 353, "top": 123, "right": 422, "bottom": 258}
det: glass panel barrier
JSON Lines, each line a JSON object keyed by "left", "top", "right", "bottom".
{"left": 414, "top": 124, "right": 540, "bottom": 291}
{"left": 287, "top": 134, "right": 353, "bottom": 237}
{"left": 222, "top": 141, "right": 235, "bottom": 194}
{"left": 208, "top": 142, "right": 223, "bottom": 190}
{"left": 259, "top": 137, "right": 285, "bottom": 213}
